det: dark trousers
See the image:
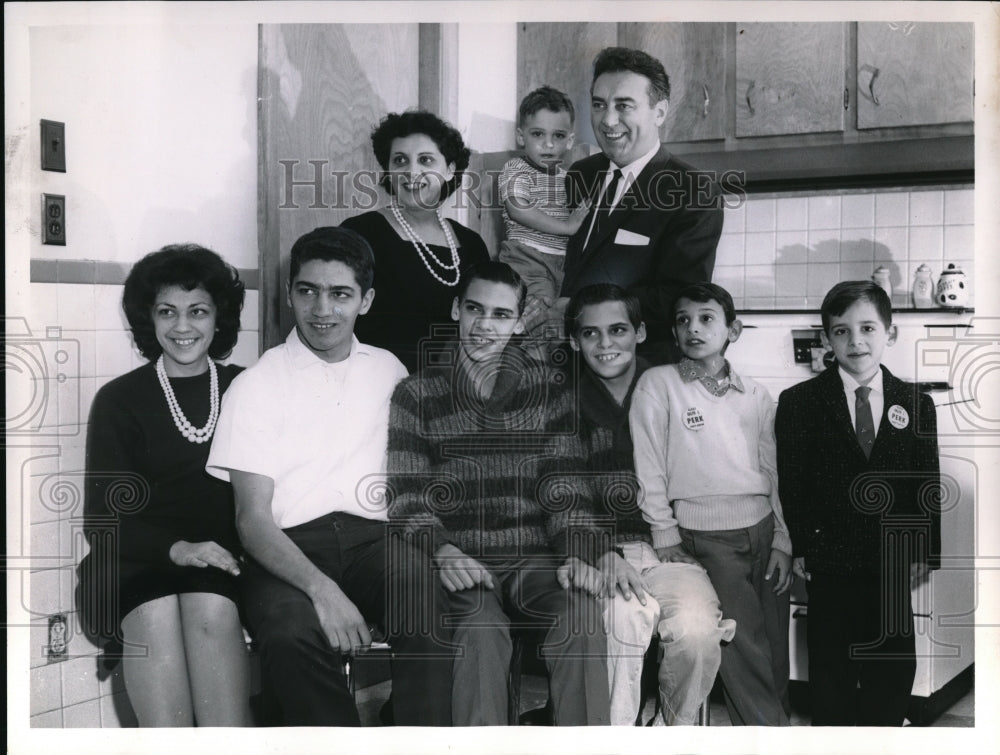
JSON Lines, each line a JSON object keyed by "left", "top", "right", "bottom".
{"left": 241, "top": 512, "right": 454, "bottom": 726}
{"left": 446, "top": 556, "right": 610, "bottom": 726}
{"left": 806, "top": 571, "right": 917, "bottom": 726}
{"left": 680, "top": 517, "right": 790, "bottom": 725}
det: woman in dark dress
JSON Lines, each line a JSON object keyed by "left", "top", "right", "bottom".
{"left": 78, "top": 244, "right": 250, "bottom": 726}
{"left": 341, "top": 110, "right": 490, "bottom": 372}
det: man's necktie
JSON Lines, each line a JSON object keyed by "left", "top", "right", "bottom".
{"left": 592, "top": 168, "right": 622, "bottom": 237}
{"left": 855, "top": 385, "right": 875, "bottom": 459}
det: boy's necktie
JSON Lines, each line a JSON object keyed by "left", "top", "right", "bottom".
{"left": 855, "top": 385, "right": 875, "bottom": 459}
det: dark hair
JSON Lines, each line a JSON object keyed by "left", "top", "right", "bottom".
{"left": 456, "top": 260, "right": 527, "bottom": 315}
{"left": 674, "top": 282, "right": 736, "bottom": 325}
{"left": 288, "top": 226, "right": 375, "bottom": 293}
{"left": 592, "top": 47, "right": 671, "bottom": 105}
{"left": 820, "top": 280, "right": 893, "bottom": 333}
{"left": 371, "top": 110, "right": 470, "bottom": 201}
{"left": 123, "top": 244, "right": 245, "bottom": 361}
{"left": 565, "top": 283, "right": 642, "bottom": 337}
{"left": 518, "top": 85, "right": 575, "bottom": 126}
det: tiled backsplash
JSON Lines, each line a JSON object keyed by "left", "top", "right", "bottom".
{"left": 713, "top": 186, "right": 974, "bottom": 310}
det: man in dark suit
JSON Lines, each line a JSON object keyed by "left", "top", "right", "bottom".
{"left": 775, "top": 281, "right": 941, "bottom": 726}
{"left": 559, "top": 47, "right": 723, "bottom": 364}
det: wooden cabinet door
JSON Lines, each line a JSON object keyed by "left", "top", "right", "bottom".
{"left": 857, "top": 22, "right": 974, "bottom": 129}
{"left": 517, "top": 22, "right": 618, "bottom": 147}
{"left": 618, "top": 23, "right": 727, "bottom": 142}
{"left": 259, "top": 24, "right": 419, "bottom": 347}
{"left": 736, "top": 23, "right": 846, "bottom": 137}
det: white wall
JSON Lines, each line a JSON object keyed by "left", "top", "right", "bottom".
{"left": 455, "top": 23, "right": 517, "bottom": 153}
{"left": 29, "top": 24, "right": 258, "bottom": 267}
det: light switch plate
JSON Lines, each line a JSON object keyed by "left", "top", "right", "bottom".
{"left": 42, "top": 194, "right": 66, "bottom": 246}
{"left": 40, "top": 119, "right": 66, "bottom": 172}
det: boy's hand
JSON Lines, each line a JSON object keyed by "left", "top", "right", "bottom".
{"left": 557, "top": 557, "right": 603, "bottom": 597}
{"left": 566, "top": 200, "right": 592, "bottom": 233}
{"left": 521, "top": 295, "right": 549, "bottom": 331}
{"left": 309, "top": 578, "right": 372, "bottom": 655}
{"left": 597, "top": 551, "right": 648, "bottom": 603}
{"left": 433, "top": 544, "right": 495, "bottom": 592}
{"left": 792, "top": 556, "right": 810, "bottom": 582}
{"left": 910, "top": 561, "right": 932, "bottom": 590}
{"left": 655, "top": 544, "right": 700, "bottom": 566}
{"left": 765, "top": 549, "right": 793, "bottom": 594}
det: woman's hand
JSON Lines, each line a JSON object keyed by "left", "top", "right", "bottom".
{"left": 169, "top": 540, "right": 241, "bottom": 576}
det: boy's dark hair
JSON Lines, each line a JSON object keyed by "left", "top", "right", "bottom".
{"left": 456, "top": 260, "right": 527, "bottom": 315}
{"left": 288, "top": 226, "right": 375, "bottom": 293}
{"left": 123, "top": 244, "right": 245, "bottom": 361}
{"left": 565, "top": 283, "right": 642, "bottom": 337}
{"left": 592, "top": 47, "right": 671, "bottom": 105}
{"left": 518, "top": 85, "right": 575, "bottom": 127}
{"left": 820, "top": 280, "right": 893, "bottom": 333}
{"left": 673, "top": 282, "right": 736, "bottom": 326}
{"left": 371, "top": 110, "right": 470, "bottom": 201}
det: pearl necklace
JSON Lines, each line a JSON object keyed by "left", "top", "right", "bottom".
{"left": 389, "top": 201, "right": 461, "bottom": 286}
{"left": 155, "top": 355, "right": 220, "bottom": 444}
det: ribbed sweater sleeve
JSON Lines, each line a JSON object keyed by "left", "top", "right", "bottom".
{"left": 758, "top": 391, "right": 793, "bottom": 555}
{"left": 629, "top": 371, "right": 682, "bottom": 548}
{"left": 385, "top": 379, "right": 453, "bottom": 555}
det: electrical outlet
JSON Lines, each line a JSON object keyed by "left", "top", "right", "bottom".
{"left": 47, "top": 613, "right": 68, "bottom": 662}
{"left": 42, "top": 194, "right": 66, "bottom": 246}
{"left": 40, "top": 119, "right": 66, "bottom": 172}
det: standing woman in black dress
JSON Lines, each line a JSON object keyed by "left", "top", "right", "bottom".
{"left": 78, "top": 245, "right": 250, "bottom": 726}
{"left": 340, "top": 110, "right": 490, "bottom": 372}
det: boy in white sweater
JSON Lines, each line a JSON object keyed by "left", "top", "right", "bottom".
{"left": 629, "top": 282, "right": 793, "bottom": 726}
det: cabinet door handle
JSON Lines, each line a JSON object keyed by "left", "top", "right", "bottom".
{"left": 844, "top": 87, "right": 849, "bottom": 110}
{"left": 702, "top": 84, "right": 710, "bottom": 118}
{"left": 745, "top": 80, "right": 756, "bottom": 116}
{"left": 868, "top": 67, "right": 880, "bottom": 106}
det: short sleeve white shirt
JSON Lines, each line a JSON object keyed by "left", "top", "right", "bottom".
{"left": 207, "top": 328, "right": 408, "bottom": 528}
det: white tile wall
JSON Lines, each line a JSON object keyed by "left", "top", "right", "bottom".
{"left": 715, "top": 186, "right": 974, "bottom": 309}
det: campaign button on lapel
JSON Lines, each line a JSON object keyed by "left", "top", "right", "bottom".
{"left": 684, "top": 407, "right": 705, "bottom": 430}
{"left": 887, "top": 404, "right": 909, "bottom": 430}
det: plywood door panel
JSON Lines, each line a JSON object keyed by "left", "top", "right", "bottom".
{"left": 618, "top": 22, "right": 727, "bottom": 143}
{"left": 736, "top": 22, "right": 846, "bottom": 137}
{"left": 517, "top": 22, "right": 617, "bottom": 148}
{"left": 259, "top": 24, "right": 419, "bottom": 347}
{"left": 857, "top": 22, "right": 974, "bottom": 129}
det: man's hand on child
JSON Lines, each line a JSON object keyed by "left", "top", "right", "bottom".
{"left": 557, "top": 557, "right": 603, "bottom": 597}
{"left": 791, "top": 556, "right": 810, "bottom": 582}
{"left": 910, "top": 561, "right": 931, "bottom": 590}
{"left": 765, "top": 549, "right": 793, "bottom": 594}
{"left": 654, "top": 544, "right": 700, "bottom": 566}
{"left": 597, "top": 551, "right": 648, "bottom": 603}
{"left": 433, "top": 543, "right": 496, "bottom": 592}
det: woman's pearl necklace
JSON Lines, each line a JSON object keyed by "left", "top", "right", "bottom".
{"left": 390, "top": 201, "right": 461, "bottom": 286}
{"left": 155, "top": 355, "right": 220, "bottom": 444}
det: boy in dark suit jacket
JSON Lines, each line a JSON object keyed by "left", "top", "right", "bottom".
{"left": 775, "top": 281, "right": 941, "bottom": 726}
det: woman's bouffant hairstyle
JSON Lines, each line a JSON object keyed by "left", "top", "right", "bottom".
{"left": 371, "top": 110, "right": 471, "bottom": 201}
{"left": 123, "top": 244, "right": 245, "bottom": 361}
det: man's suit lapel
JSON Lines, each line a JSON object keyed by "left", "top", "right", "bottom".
{"left": 582, "top": 146, "right": 671, "bottom": 256}
{"left": 869, "top": 366, "right": 910, "bottom": 464}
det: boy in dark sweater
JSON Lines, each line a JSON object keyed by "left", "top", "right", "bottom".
{"left": 776, "top": 281, "right": 940, "bottom": 726}
{"left": 386, "top": 261, "right": 610, "bottom": 726}
{"left": 566, "top": 283, "right": 735, "bottom": 725}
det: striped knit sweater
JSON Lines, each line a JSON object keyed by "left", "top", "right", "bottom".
{"left": 576, "top": 357, "right": 654, "bottom": 547}
{"left": 386, "top": 342, "right": 602, "bottom": 565}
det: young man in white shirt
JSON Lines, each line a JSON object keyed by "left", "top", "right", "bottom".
{"left": 207, "top": 227, "right": 453, "bottom": 726}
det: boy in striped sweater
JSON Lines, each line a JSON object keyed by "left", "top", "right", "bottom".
{"left": 386, "top": 260, "right": 610, "bottom": 726}
{"left": 630, "top": 282, "right": 793, "bottom": 725}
